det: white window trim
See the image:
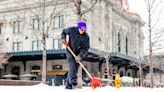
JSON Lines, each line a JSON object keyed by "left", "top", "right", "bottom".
{"left": 53, "top": 39, "right": 62, "bottom": 50}
{"left": 32, "top": 40, "right": 41, "bottom": 51}
{"left": 53, "top": 15, "right": 64, "bottom": 29}
{"left": 13, "top": 20, "right": 22, "bottom": 33}
{"left": 13, "top": 42, "right": 22, "bottom": 51}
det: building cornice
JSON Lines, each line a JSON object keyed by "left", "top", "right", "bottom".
{"left": 108, "top": 0, "right": 145, "bottom": 26}
{"left": 0, "top": 0, "right": 69, "bottom": 13}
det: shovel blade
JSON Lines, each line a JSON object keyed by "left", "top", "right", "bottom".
{"left": 91, "top": 76, "right": 101, "bottom": 89}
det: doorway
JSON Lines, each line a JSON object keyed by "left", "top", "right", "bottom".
{"left": 11, "top": 66, "right": 20, "bottom": 80}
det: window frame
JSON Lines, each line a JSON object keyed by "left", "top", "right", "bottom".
{"left": 0, "top": 25, "right": 2, "bottom": 34}
{"left": 13, "top": 42, "right": 22, "bottom": 51}
{"left": 32, "top": 40, "right": 41, "bottom": 51}
{"left": 125, "top": 37, "right": 128, "bottom": 55}
{"left": 13, "top": 20, "right": 22, "bottom": 33}
{"left": 53, "top": 15, "right": 64, "bottom": 29}
{"left": 53, "top": 39, "right": 62, "bottom": 50}
{"left": 33, "top": 18, "right": 41, "bottom": 31}
{"left": 118, "top": 33, "right": 121, "bottom": 52}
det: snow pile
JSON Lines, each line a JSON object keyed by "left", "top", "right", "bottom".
{"left": 122, "top": 76, "right": 133, "bottom": 82}
{"left": 0, "top": 83, "right": 164, "bottom": 92}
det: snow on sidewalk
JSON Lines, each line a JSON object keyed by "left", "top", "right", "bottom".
{"left": 0, "top": 83, "right": 164, "bottom": 92}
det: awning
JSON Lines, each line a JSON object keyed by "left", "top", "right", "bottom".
{"left": 5, "top": 49, "right": 66, "bottom": 61}
{"left": 110, "top": 52, "right": 139, "bottom": 62}
{"left": 6, "top": 49, "right": 65, "bottom": 56}
{"left": 4, "top": 48, "right": 101, "bottom": 62}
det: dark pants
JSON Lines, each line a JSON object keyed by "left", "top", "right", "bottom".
{"left": 66, "top": 50, "right": 79, "bottom": 86}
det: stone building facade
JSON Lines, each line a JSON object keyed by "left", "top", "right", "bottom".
{"left": 0, "top": 0, "right": 145, "bottom": 85}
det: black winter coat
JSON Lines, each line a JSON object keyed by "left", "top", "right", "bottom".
{"left": 61, "top": 27, "right": 90, "bottom": 59}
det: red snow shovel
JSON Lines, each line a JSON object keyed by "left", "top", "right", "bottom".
{"left": 67, "top": 46, "right": 101, "bottom": 89}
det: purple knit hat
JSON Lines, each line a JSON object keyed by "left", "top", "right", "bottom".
{"left": 78, "top": 21, "right": 87, "bottom": 30}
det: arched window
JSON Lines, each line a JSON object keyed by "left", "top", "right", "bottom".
{"left": 126, "top": 37, "right": 128, "bottom": 54}
{"left": 127, "top": 72, "right": 131, "bottom": 76}
{"left": 11, "top": 66, "right": 20, "bottom": 80}
{"left": 113, "top": 70, "right": 116, "bottom": 80}
{"left": 118, "top": 33, "right": 121, "bottom": 52}
{"left": 112, "top": 23, "right": 116, "bottom": 52}
{"left": 104, "top": 69, "right": 108, "bottom": 78}
{"left": 120, "top": 71, "right": 124, "bottom": 77}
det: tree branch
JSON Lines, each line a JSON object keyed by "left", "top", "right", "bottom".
{"left": 152, "top": 32, "right": 164, "bottom": 46}
{"left": 71, "top": 0, "right": 78, "bottom": 7}
{"left": 81, "top": 0, "right": 97, "bottom": 16}
{"left": 151, "top": 6, "right": 164, "bottom": 31}
{"left": 151, "top": 0, "right": 163, "bottom": 14}
{"left": 46, "top": 4, "right": 69, "bottom": 34}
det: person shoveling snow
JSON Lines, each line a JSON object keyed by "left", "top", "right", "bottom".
{"left": 61, "top": 20, "right": 101, "bottom": 89}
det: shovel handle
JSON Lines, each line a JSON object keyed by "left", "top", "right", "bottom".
{"left": 67, "top": 46, "right": 93, "bottom": 79}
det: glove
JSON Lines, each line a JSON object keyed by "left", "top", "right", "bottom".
{"left": 75, "top": 55, "right": 81, "bottom": 63}
{"left": 63, "top": 42, "right": 69, "bottom": 47}
{"left": 61, "top": 39, "right": 69, "bottom": 47}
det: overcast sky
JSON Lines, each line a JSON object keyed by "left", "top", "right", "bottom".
{"left": 128, "top": 0, "right": 147, "bottom": 21}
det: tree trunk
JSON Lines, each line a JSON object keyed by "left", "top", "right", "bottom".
{"left": 41, "top": 0, "right": 47, "bottom": 83}
{"left": 42, "top": 33, "right": 47, "bottom": 83}
{"left": 75, "top": 0, "right": 97, "bottom": 88}
{"left": 76, "top": 0, "right": 83, "bottom": 88}
{"left": 148, "top": 6, "right": 153, "bottom": 88}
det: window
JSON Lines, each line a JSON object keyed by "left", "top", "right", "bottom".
{"left": 31, "top": 65, "right": 40, "bottom": 70}
{"left": 53, "top": 15, "right": 64, "bottom": 29}
{"left": 104, "top": 69, "right": 108, "bottom": 78}
{"left": 33, "top": 18, "right": 40, "bottom": 30}
{"left": 53, "top": 39, "right": 62, "bottom": 49}
{"left": 32, "top": 40, "right": 41, "bottom": 51}
{"left": 0, "top": 23, "right": 2, "bottom": 34}
{"left": 13, "top": 42, "right": 21, "bottom": 51}
{"left": 13, "top": 21, "right": 22, "bottom": 33}
{"left": 125, "top": 37, "right": 128, "bottom": 55}
{"left": 31, "top": 65, "right": 41, "bottom": 80}
{"left": 118, "top": 33, "right": 121, "bottom": 52}
{"left": 0, "top": 25, "right": 1, "bottom": 34}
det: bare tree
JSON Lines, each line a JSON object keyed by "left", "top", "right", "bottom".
{"left": 14, "top": 0, "right": 69, "bottom": 83}
{"left": 0, "top": 54, "right": 9, "bottom": 69}
{"left": 0, "top": 38, "right": 10, "bottom": 70}
{"left": 129, "top": 60, "right": 148, "bottom": 87}
{"left": 70, "top": 0, "right": 97, "bottom": 20}
{"left": 152, "top": 55, "right": 164, "bottom": 83}
{"left": 144, "top": 0, "right": 164, "bottom": 88}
